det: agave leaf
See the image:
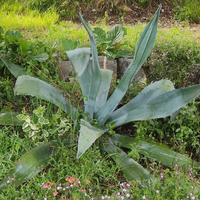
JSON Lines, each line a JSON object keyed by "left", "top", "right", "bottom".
{"left": 77, "top": 119, "right": 105, "bottom": 159}
{"left": 103, "top": 140, "right": 151, "bottom": 181}
{"left": 110, "top": 80, "right": 174, "bottom": 120}
{"left": 110, "top": 84, "right": 200, "bottom": 127}
{"left": 0, "top": 112, "right": 22, "bottom": 126}
{"left": 0, "top": 143, "right": 54, "bottom": 190}
{"left": 14, "top": 75, "right": 77, "bottom": 120}
{"left": 97, "top": 6, "right": 161, "bottom": 124}
{"left": 79, "top": 14, "right": 102, "bottom": 118}
{"left": 111, "top": 134, "right": 199, "bottom": 169}
{"left": 67, "top": 48, "right": 91, "bottom": 104}
{"left": 107, "top": 25, "right": 125, "bottom": 45}
{"left": 95, "top": 69, "right": 113, "bottom": 112}
{"left": 1, "top": 58, "right": 26, "bottom": 78}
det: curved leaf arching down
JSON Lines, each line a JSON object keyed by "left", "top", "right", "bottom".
{"left": 0, "top": 112, "right": 22, "bottom": 126}
{"left": 0, "top": 143, "right": 54, "bottom": 190}
{"left": 77, "top": 119, "right": 105, "bottom": 159}
{"left": 110, "top": 84, "right": 200, "bottom": 127}
{"left": 111, "top": 134, "right": 199, "bottom": 169}
{"left": 97, "top": 6, "right": 161, "bottom": 125}
{"left": 78, "top": 14, "right": 102, "bottom": 119}
{"left": 14, "top": 75, "right": 78, "bottom": 120}
{"left": 110, "top": 79, "right": 174, "bottom": 120}
{"left": 1, "top": 58, "right": 26, "bottom": 78}
{"left": 103, "top": 140, "right": 151, "bottom": 181}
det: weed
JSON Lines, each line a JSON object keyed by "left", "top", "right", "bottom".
{"left": 175, "top": 0, "right": 200, "bottom": 23}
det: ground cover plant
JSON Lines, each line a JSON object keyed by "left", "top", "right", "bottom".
{"left": 1, "top": 7, "right": 200, "bottom": 195}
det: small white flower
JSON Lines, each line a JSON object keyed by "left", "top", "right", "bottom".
{"left": 142, "top": 195, "right": 147, "bottom": 200}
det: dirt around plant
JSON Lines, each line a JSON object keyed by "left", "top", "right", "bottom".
{"left": 82, "top": 0, "right": 174, "bottom": 25}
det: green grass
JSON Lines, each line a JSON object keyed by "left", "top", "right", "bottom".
{"left": 0, "top": 110, "right": 200, "bottom": 199}
{"left": 0, "top": 6, "right": 199, "bottom": 47}
{"left": 174, "top": 0, "right": 200, "bottom": 23}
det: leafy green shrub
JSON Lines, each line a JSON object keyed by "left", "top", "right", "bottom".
{"left": 135, "top": 101, "right": 200, "bottom": 160}
{"left": 145, "top": 43, "right": 200, "bottom": 86}
{"left": 1, "top": 7, "right": 200, "bottom": 190}
{"left": 175, "top": 0, "right": 200, "bottom": 23}
{"left": 93, "top": 25, "right": 128, "bottom": 58}
{"left": 0, "top": 28, "right": 59, "bottom": 80}
{"left": 136, "top": 0, "right": 150, "bottom": 8}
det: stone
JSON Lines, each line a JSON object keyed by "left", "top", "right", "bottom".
{"left": 98, "top": 56, "right": 117, "bottom": 73}
{"left": 116, "top": 57, "right": 147, "bottom": 83}
{"left": 58, "top": 56, "right": 146, "bottom": 83}
{"left": 58, "top": 60, "right": 74, "bottom": 81}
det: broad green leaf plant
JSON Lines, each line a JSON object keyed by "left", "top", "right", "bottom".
{"left": 1, "top": 6, "right": 200, "bottom": 188}
{"left": 93, "top": 24, "right": 128, "bottom": 58}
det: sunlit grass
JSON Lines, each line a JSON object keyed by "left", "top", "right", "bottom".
{"left": 0, "top": 6, "right": 198, "bottom": 49}
{"left": 0, "top": 12, "right": 58, "bottom": 30}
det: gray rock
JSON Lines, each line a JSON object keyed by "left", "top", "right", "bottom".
{"left": 116, "top": 57, "right": 147, "bottom": 83}
{"left": 98, "top": 56, "right": 117, "bottom": 73}
{"left": 58, "top": 60, "right": 74, "bottom": 81}
{"left": 58, "top": 56, "right": 146, "bottom": 83}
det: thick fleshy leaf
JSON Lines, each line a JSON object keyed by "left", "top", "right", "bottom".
{"left": 97, "top": 6, "right": 161, "bottom": 124}
{"left": 14, "top": 75, "right": 77, "bottom": 120}
{"left": 1, "top": 58, "right": 26, "bottom": 78}
{"left": 110, "top": 84, "right": 200, "bottom": 127}
{"left": 0, "top": 143, "right": 54, "bottom": 190}
{"left": 111, "top": 134, "right": 199, "bottom": 169}
{"left": 67, "top": 48, "right": 91, "bottom": 104}
{"left": 79, "top": 14, "right": 102, "bottom": 118}
{"left": 77, "top": 119, "right": 105, "bottom": 159}
{"left": 110, "top": 80, "right": 174, "bottom": 120}
{"left": 95, "top": 69, "right": 113, "bottom": 112}
{"left": 0, "top": 112, "right": 22, "bottom": 126}
{"left": 103, "top": 140, "right": 151, "bottom": 181}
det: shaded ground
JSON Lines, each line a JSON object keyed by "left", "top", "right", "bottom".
{"left": 83, "top": 0, "right": 174, "bottom": 25}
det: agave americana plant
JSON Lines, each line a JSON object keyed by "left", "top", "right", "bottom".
{"left": 1, "top": 6, "right": 200, "bottom": 189}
